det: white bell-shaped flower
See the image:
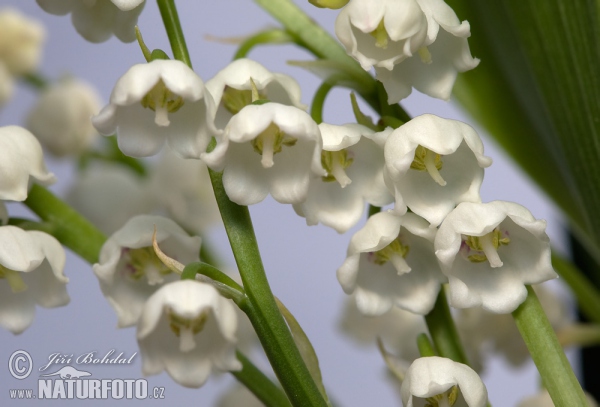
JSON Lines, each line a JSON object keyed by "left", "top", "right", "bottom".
{"left": 36, "top": 0, "right": 145, "bottom": 43}
{"left": 206, "top": 58, "right": 305, "bottom": 129}
{"left": 27, "top": 78, "right": 102, "bottom": 157}
{"left": 0, "top": 8, "right": 45, "bottom": 76}
{"left": 401, "top": 356, "right": 488, "bottom": 407}
{"left": 435, "top": 201, "right": 558, "bottom": 314}
{"left": 338, "top": 297, "right": 426, "bottom": 362}
{"left": 384, "top": 114, "right": 492, "bottom": 227}
{"left": 66, "top": 165, "right": 155, "bottom": 235}
{"left": 217, "top": 383, "right": 264, "bottom": 407}
{"left": 92, "top": 215, "right": 201, "bottom": 327}
{"left": 335, "top": 0, "right": 429, "bottom": 71}
{"left": 137, "top": 279, "right": 241, "bottom": 388}
{"left": 0, "top": 126, "right": 56, "bottom": 201}
{"left": 148, "top": 152, "right": 221, "bottom": 234}
{"left": 293, "top": 123, "right": 392, "bottom": 233}
{"left": 0, "top": 226, "right": 68, "bottom": 334}
{"left": 92, "top": 59, "right": 219, "bottom": 159}
{"left": 203, "top": 102, "right": 325, "bottom": 205}
{"left": 337, "top": 211, "right": 446, "bottom": 316}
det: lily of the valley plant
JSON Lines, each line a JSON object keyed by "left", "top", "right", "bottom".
{"left": 1, "top": 0, "right": 598, "bottom": 406}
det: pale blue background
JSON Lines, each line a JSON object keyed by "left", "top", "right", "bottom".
{"left": 0, "top": 1, "right": 574, "bottom": 406}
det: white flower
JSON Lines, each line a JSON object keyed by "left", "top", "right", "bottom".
{"left": 203, "top": 103, "right": 325, "bottom": 205}
{"left": 0, "top": 126, "right": 56, "bottom": 201}
{"left": 92, "top": 59, "right": 218, "bottom": 159}
{"left": 217, "top": 384, "right": 263, "bottom": 407}
{"left": 517, "top": 389, "right": 598, "bottom": 407}
{"left": 384, "top": 114, "right": 492, "bottom": 227}
{"left": 148, "top": 152, "right": 221, "bottom": 234}
{"left": 456, "top": 284, "right": 570, "bottom": 369}
{"left": 0, "top": 226, "right": 68, "bottom": 334}
{"left": 0, "top": 62, "right": 14, "bottom": 107}
{"left": 66, "top": 165, "right": 155, "bottom": 235}
{"left": 92, "top": 215, "right": 201, "bottom": 327}
{"left": 0, "top": 8, "right": 45, "bottom": 76}
{"left": 36, "top": 0, "right": 145, "bottom": 43}
{"left": 293, "top": 123, "right": 392, "bottom": 233}
{"left": 335, "top": 0, "right": 478, "bottom": 102}
{"left": 206, "top": 58, "right": 305, "bottom": 129}
{"left": 435, "top": 201, "right": 558, "bottom": 314}
{"left": 137, "top": 279, "right": 241, "bottom": 388}
{"left": 337, "top": 211, "right": 446, "bottom": 316}
{"left": 338, "top": 297, "right": 426, "bottom": 362}
{"left": 27, "top": 78, "right": 102, "bottom": 157}
{"left": 401, "top": 356, "right": 488, "bottom": 407}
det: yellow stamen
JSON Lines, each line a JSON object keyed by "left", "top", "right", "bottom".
{"left": 0, "top": 265, "right": 27, "bottom": 293}
{"left": 410, "top": 145, "right": 446, "bottom": 186}
{"left": 251, "top": 123, "right": 297, "bottom": 168}
{"left": 169, "top": 309, "right": 209, "bottom": 352}
{"left": 370, "top": 237, "right": 411, "bottom": 274}
{"left": 418, "top": 46, "right": 433, "bottom": 64}
{"left": 425, "top": 386, "right": 459, "bottom": 407}
{"left": 140, "top": 80, "right": 184, "bottom": 127}
{"left": 464, "top": 228, "right": 510, "bottom": 267}
{"left": 370, "top": 20, "right": 389, "bottom": 49}
{"left": 321, "top": 150, "right": 354, "bottom": 187}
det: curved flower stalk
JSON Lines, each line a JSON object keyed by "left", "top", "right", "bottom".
{"left": 206, "top": 58, "right": 305, "bottom": 129}
{"left": 337, "top": 211, "right": 446, "bottom": 316}
{"left": 93, "top": 215, "right": 201, "bottom": 327}
{"left": 66, "top": 165, "right": 155, "bottom": 235}
{"left": 457, "top": 283, "right": 570, "bottom": 369}
{"left": 293, "top": 123, "right": 392, "bottom": 233}
{"left": 92, "top": 59, "right": 219, "bottom": 159}
{"left": 36, "top": 0, "right": 145, "bottom": 43}
{"left": 27, "top": 77, "right": 102, "bottom": 157}
{"left": 0, "top": 226, "right": 68, "bottom": 334}
{"left": 148, "top": 151, "right": 221, "bottom": 234}
{"left": 384, "top": 114, "right": 492, "bottom": 227}
{"left": 335, "top": 0, "right": 478, "bottom": 102}
{"left": 203, "top": 102, "right": 325, "bottom": 205}
{"left": 401, "top": 356, "right": 488, "bottom": 407}
{"left": 0, "top": 8, "right": 45, "bottom": 77}
{"left": 435, "top": 201, "right": 558, "bottom": 314}
{"left": 0, "top": 126, "right": 56, "bottom": 201}
{"left": 137, "top": 279, "right": 241, "bottom": 388}
{"left": 338, "top": 297, "right": 426, "bottom": 362}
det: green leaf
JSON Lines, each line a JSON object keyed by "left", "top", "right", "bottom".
{"left": 448, "top": 0, "right": 600, "bottom": 250}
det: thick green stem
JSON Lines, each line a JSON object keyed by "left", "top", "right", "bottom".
{"left": 233, "top": 351, "right": 292, "bottom": 407}
{"left": 513, "top": 286, "right": 587, "bottom": 407}
{"left": 552, "top": 251, "right": 600, "bottom": 325}
{"left": 23, "top": 185, "right": 106, "bottom": 264}
{"left": 416, "top": 333, "right": 437, "bottom": 357}
{"left": 209, "top": 170, "right": 327, "bottom": 407}
{"left": 156, "top": 1, "right": 328, "bottom": 404}
{"left": 424, "top": 288, "right": 469, "bottom": 365}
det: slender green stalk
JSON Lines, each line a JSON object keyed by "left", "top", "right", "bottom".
{"left": 311, "top": 82, "right": 333, "bottom": 124}
{"left": 157, "top": 0, "right": 192, "bottom": 67}
{"left": 23, "top": 185, "right": 106, "bottom": 264}
{"left": 156, "top": 2, "right": 328, "bottom": 405}
{"left": 234, "top": 29, "right": 295, "bottom": 60}
{"left": 8, "top": 218, "right": 56, "bottom": 235}
{"left": 232, "top": 351, "right": 292, "bottom": 407}
{"left": 424, "top": 288, "right": 469, "bottom": 365}
{"left": 416, "top": 333, "right": 437, "bottom": 357}
{"left": 513, "top": 286, "right": 587, "bottom": 407}
{"left": 552, "top": 251, "right": 600, "bottom": 325}
{"left": 181, "top": 262, "right": 245, "bottom": 293}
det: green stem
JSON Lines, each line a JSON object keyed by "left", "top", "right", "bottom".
{"left": 367, "top": 205, "right": 381, "bottom": 218}
{"left": 23, "top": 185, "right": 106, "bottom": 264}
{"left": 416, "top": 333, "right": 437, "bottom": 357}
{"left": 181, "top": 262, "right": 244, "bottom": 292}
{"left": 232, "top": 351, "right": 292, "bottom": 407}
{"left": 209, "top": 170, "right": 327, "bottom": 407}
{"left": 234, "top": 28, "right": 295, "bottom": 60}
{"left": 513, "top": 286, "right": 587, "bottom": 407}
{"left": 552, "top": 251, "right": 600, "bottom": 325}
{"left": 157, "top": 0, "right": 192, "bottom": 67}
{"left": 424, "top": 288, "right": 469, "bottom": 365}
{"left": 156, "top": 1, "right": 328, "bottom": 404}
{"left": 7, "top": 218, "right": 56, "bottom": 235}
{"left": 311, "top": 82, "right": 333, "bottom": 124}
